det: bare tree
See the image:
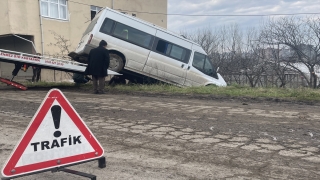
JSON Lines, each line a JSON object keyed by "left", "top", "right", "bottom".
{"left": 181, "top": 26, "right": 219, "bottom": 55}
{"left": 261, "top": 16, "right": 320, "bottom": 88}
{"left": 251, "top": 39, "right": 297, "bottom": 88}
{"left": 46, "top": 31, "right": 74, "bottom": 82}
{"left": 181, "top": 26, "right": 230, "bottom": 80}
{"left": 47, "top": 30, "right": 72, "bottom": 59}
{"left": 182, "top": 24, "right": 268, "bottom": 87}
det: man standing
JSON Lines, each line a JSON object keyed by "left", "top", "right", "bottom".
{"left": 31, "top": 66, "right": 41, "bottom": 83}
{"left": 32, "top": 53, "right": 42, "bottom": 83}
{"left": 85, "top": 40, "right": 110, "bottom": 94}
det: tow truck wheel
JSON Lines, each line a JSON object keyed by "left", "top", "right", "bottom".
{"left": 109, "top": 53, "right": 124, "bottom": 73}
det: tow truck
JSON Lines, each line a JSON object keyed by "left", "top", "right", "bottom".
{"left": 0, "top": 48, "right": 120, "bottom": 90}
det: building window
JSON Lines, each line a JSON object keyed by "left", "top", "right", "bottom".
{"left": 91, "top": 5, "right": 102, "bottom": 20}
{"left": 41, "top": 0, "right": 68, "bottom": 20}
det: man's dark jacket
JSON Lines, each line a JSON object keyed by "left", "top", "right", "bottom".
{"left": 85, "top": 46, "right": 110, "bottom": 77}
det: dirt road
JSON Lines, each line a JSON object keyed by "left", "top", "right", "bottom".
{"left": 1, "top": 88, "right": 320, "bottom": 179}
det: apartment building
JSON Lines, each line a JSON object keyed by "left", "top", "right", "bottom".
{"left": 0, "top": 0, "right": 167, "bottom": 81}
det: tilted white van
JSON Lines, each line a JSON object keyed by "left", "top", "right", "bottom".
{"left": 70, "top": 7, "right": 227, "bottom": 87}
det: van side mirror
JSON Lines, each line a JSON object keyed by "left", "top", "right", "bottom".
{"left": 216, "top": 67, "right": 220, "bottom": 73}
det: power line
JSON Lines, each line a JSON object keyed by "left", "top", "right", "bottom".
{"left": 68, "top": 0, "right": 320, "bottom": 17}
{"left": 117, "top": 10, "right": 320, "bottom": 17}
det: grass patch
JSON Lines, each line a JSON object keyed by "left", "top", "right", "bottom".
{"left": 25, "top": 81, "right": 82, "bottom": 88}
{"left": 107, "top": 84, "right": 320, "bottom": 101}
{"left": 25, "top": 81, "right": 320, "bottom": 102}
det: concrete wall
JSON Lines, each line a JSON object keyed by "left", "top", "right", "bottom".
{"left": 113, "top": 0, "right": 167, "bottom": 28}
{"left": 0, "top": 0, "right": 167, "bottom": 81}
{"left": 4, "top": 0, "right": 42, "bottom": 53}
{"left": 1, "top": 0, "right": 167, "bottom": 55}
{"left": 0, "top": 0, "right": 11, "bottom": 35}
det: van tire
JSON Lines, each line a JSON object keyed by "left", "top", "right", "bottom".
{"left": 109, "top": 53, "right": 124, "bottom": 72}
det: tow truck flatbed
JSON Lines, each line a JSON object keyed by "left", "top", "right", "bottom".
{"left": 0, "top": 49, "right": 120, "bottom": 90}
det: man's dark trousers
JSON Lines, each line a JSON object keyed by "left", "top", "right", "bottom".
{"left": 92, "top": 75, "right": 105, "bottom": 93}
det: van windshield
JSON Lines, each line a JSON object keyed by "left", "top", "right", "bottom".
{"left": 192, "top": 52, "right": 218, "bottom": 79}
{"left": 83, "top": 18, "right": 98, "bottom": 36}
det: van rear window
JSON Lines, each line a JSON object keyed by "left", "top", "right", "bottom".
{"left": 83, "top": 18, "right": 98, "bottom": 36}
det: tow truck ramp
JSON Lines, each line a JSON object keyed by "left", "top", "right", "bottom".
{"left": 0, "top": 49, "right": 120, "bottom": 90}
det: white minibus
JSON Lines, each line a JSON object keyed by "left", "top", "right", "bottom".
{"left": 70, "top": 7, "right": 227, "bottom": 87}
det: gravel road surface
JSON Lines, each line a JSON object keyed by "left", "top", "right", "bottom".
{"left": 1, "top": 87, "right": 320, "bottom": 179}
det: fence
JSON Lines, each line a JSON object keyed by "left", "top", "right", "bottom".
{"left": 224, "top": 73, "right": 309, "bottom": 88}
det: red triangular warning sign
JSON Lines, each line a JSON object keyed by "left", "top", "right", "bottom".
{"left": 1, "top": 89, "right": 104, "bottom": 178}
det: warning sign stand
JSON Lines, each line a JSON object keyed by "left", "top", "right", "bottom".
{"left": 1, "top": 89, "right": 106, "bottom": 179}
{"left": 56, "top": 157, "right": 106, "bottom": 180}
{"left": 2, "top": 157, "right": 106, "bottom": 180}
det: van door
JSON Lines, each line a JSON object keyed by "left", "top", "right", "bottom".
{"left": 143, "top": 33, "right": 192, "bottom": 85}
{"left": 184, "top": 51, "right": 219, "bottom": 86}
{"left": 109, "top": 21, "right": 156, "bottom": 71}
{"left": 144, "top": 52, "right": 187, "bottom": 85}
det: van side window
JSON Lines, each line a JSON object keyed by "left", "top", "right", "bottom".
{"left": 113, "top": 22, "right": 153, "bottom": 49}
{"left": 204, "top": 59, "right": 214, "bottom": 75}
{"left": 166, "top": 44, "right": 172, "bottom": 55}
{"left": 156, "top": 40, "right": 170, "bottom": 54}
{"left": 192, "top": 52, "right": 205, "bottom": 70}
{"left": 170, "top": 45, "right": 185, "bottom": 61}
{"left": 100, "top": 18, "right": 114, "bottom": 35}
{"left": 192, "top": 52, "right": 218, "bottom": 79}
{"left": 154, "top": 38, "right": 191, "bottom": 63}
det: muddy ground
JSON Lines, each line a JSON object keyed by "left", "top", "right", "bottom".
{"left": 1, "top": 85, "right": 320, "bottom": 179}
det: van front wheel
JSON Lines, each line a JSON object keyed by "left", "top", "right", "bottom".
{"left": 109, "top": 53, "right": 124, "bottom": 72}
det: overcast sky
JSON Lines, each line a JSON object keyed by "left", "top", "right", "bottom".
{"left": 167, "top": 0, "right": 320, "bottom": 33}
